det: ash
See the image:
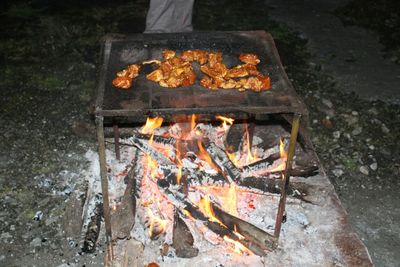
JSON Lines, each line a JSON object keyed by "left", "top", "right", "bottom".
{"left": 81, "top": 122, "right": 365, "bottom": 266}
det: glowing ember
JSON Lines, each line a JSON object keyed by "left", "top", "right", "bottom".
{"left": 141, "top": 117, "right": 163, "bottom": 134}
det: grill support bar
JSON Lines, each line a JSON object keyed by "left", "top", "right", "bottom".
{"left": 95, "top": 116, "right": 114, "bottom": 263}
{"left": 274, "top": 113, "right": 301, "bottom": 238}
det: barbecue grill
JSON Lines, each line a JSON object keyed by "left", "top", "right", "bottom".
{"left": 94, "top": 31, "right": 308, "bottom": 260}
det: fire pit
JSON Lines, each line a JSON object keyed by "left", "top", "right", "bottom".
{"left": 90, "top": 31, "right": 373, "bottom": 266}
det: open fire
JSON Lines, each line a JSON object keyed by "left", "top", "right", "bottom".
{"left": 94, "top": 113, "right": 321, "bottom": 265}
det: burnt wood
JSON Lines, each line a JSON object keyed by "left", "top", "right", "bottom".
{"left": 82, "top": 202, "right": 103, "bottom": 253}
{"left": 157, "top": 177, "right": 277, "bottom": 255}
{"left": 172, "top": 210, "right": 199, "bottom": 258}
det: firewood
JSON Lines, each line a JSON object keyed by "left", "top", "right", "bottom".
{"left": 172, "top": 210, "right": 199, "bottom": 258}
{"left": 128, "top": 136, "right": 173, "bottom": 165}
{"left": 82, "top": 202, "right": 103, "bottom": 253}
{"left": 111, "top": 154, "right": 138, "bottom": 240}
{"left": 204, "top": 141, "right": 242, "bottom": 183}
{"left": 241, "top": 152, "right": 280, "bottom": 176}
{"left": 156, "top": 177, "right": 276, "bottom": 255}
{"left": 224, "top": 123, "right": 247, "bottom": 153}
{"left": 212, "top": 204, "right": 278, "bottom": 251}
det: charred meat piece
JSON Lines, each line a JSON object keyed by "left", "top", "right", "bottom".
{"left": 181, "top": 50, "right": 209, "bottom": 65}
{"left": 113, "top": 64, "right": 141, "bottom": 89}
{"left": 239, "top": 53, "right": 260, "bottom": 65}
{"left": 148, "top": 50, "right": 197, "bottom": 88}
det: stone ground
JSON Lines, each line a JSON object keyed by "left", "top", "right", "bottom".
{"left": 0, "top": 0, "right": 399, "bottom": 266}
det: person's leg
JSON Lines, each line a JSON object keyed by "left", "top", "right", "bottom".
{"left": 145, "top": 0, "right": 194, "bottom": 33}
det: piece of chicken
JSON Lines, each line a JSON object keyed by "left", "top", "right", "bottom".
{"left": 181, "top": 50, "right": 209, "bottom": 65}
{"left": 239, "top": 53, "right": 260, "bottom": 65}
{"left": 148, "top": 50, "right": 197, "bottom": 88}
{"left": 112, "top": 76, "right": 132, "bottom": 89}
{"left": 113, "top": 64, "right": 141, "bottom": 89}
{"left": 162, "top": 50, "right": 176, "bottom": 60}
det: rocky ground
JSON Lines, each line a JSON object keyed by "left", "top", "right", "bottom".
{"left": 0, "top": 0, "right": 399, "bottom": 266}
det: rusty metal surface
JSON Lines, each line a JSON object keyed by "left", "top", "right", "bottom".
{"left": 95, "top": 31, "right": 307, "bottom": 121}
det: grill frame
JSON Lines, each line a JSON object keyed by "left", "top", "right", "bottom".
{"left": 95, "top": 31, "right": 307, "bottom": 121}
{"left": 94, "top": 31, "right": 308, "bottom": 261}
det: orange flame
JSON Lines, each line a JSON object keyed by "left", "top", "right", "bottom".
{"left": 267, "top": 138, "right": 288, "bottom": 173}
{"left": 197, "top": 140, "right": 216, "bottom": 170}
{"left": 191, "top": 114, "right": 197, "bottom": 131}
{"left": 245, "top": 126, "right": 257, "bottom": 164}
{"left": 280, "top": 138, "right": 288, "bottom": 159}
{"left": 198, "top": 195, "right": 225, "bottom": 226}
{"left": 227, "top": 152, "right": 239, "bottom": 167}
{"left": 141, "top": 117, "right": 163, "bottom": 134}
{"left": 175, "top": 141, "right": 183, "bottom": 184}
{"left": 216, "top": 115, "right": 234, "bottom": 132}
{"left": 146, "top": 208, "right": 167, "bottom": 238}
{"left": 221, "top": 185, "right": 238, "bottom": 217}
{"left": 223, "top": 236, "right": 253, "bottom": 255}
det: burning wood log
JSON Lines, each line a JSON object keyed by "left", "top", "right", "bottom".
{"left": 156, "top": 177, "right": 277, "bottom": 255}
{"left": 134, "top": 133, "right": 177, "bottom": 147}
{"left": 111, "top": 154, "right": 138, "bottom": 240}
{"left": 211, "top": 204, "right": 278, "bottom": 252}
{"left": 204, "top": 141, "right": 242, "bottom": 183}
{"left": 224, "top": 123, "right": 247, "bottom": 153}
{"left": 82, "top": 202, "right": 103, "bottom": 253}
{"left": 241, "top": 152, "right": 281, "bottom": 176}
{"left": 161, "top": 166, "right": 309, "bottom": 201}
{"left": 172, "top": 209, "right": 199, "bottom": 258}
{"left": 128, "top": 136, "right": 173, "bottom": 165}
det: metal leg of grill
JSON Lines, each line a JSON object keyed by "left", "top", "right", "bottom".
{"left": 274, "top": 113, "right": 301, "bottom": 238}
{"left": 95, "top": 116, "right": 114, "bottom": 262}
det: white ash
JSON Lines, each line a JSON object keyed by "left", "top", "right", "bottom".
{"left": 80, "top": 122, "right": 351, "bottom": 266}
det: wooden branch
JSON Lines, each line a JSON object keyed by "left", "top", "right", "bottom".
{"left": 111, "top": 152, "right": 139, "bottom": 240}
{"left": 212, "top": 204, "right": 277, "bottom": 251}
{"left": 82, "top": 202, "right": 103, "bottom": 253}
{"left": 133, "top": 133, "right": 177, "bottom": 147}
{"left": 241, "top": 152, "right": 280, "bottom": 176}
{"left": 204, "top": 141, "right": 242, "bottom": 183}
{"left": 172, "top": 209, "right": 199, "bottom": 258}
{"left": 128, "top": 136, "right": 173, "bottom": 165}
{"left": 156, "top": 177, "right": 277, "bottom": 255}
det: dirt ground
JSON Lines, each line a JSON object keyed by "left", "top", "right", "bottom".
{"left": 0, "top": 0, "right": 399, "bottom": 266}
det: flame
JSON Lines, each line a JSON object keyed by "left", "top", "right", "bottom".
{"left": 141, "top": 117, "right": 163, "bottom": 134}
{"left": 146, "top": 208, "right": 167, "bottom": 238}
{"left": 198, "top": 195, "right": 225, "bottom": 226}
{"left": 216, "top": 115, "right": 234, "bottom": 132}
{"left": 267, "top": 138, "right": 288, "bottom": 173}
{"left": 221, "top": 184, "right": 238, "bottom": 217}
{"left": 227, "top": 151, "right": 239, "bottom": 167}
{"left": 191, "top": 114, "right": 197, "bottom": 131}
{"left": 197, "top": 140, "right": 215, "bottom": 170}
{"left": 245, "top": 126, "right": 257, "bottom": 164}
{"left": 175, "top": 141, "right": 183, "bottom": 184}
{"left": 223, "top": 236, "right": 253, "bottom": 255}
{"left": 280, "top": 138, "right": 288, "bottom": 159}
